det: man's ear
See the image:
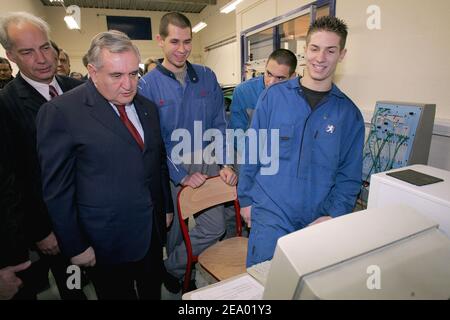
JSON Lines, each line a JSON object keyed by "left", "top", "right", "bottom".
{"left": 87, "top": 64, "right": 97, "bottom": 82}
{"left": 338, "top": 48, "right": 347, "bottom": 62}
{"left": 5, "top": 50, "right": 16, "bottom": 64}
{"left": 156, "top": 34, "right": 164, "bottom": 48}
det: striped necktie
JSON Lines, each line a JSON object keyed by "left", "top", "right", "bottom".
{"left": 115, "top": 105, "right": 144, "bottom": 151}
{"left": 49, "top": 85, "right": 58, "bottom": 99}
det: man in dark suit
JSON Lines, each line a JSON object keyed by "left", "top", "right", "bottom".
{"left": 0, "top": 103, "right": 31, "bottom": 300}
{"left": 36, "top": 30, "right": 173, "bottom": 300}
{"left": 0, "top": 12, "right": 84, "bottom": 299}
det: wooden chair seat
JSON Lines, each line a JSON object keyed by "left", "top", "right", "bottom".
{"left": 198, "top": 237, "right": 249, "bottom": 281}
{"left": 177, "top": 176, "right": 246, "bottom": 292}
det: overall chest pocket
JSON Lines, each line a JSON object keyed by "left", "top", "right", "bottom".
{"left": 192, "top": 91, "right": 212, "bottom": 125}
{"left": 157, "top": 98, "right": 176, "bottom": 109}
{"left": 313, "top": 122, "right": 340, "bottom": 170}
{"left": 278, "top": 125, "right": 295, "bottom": 160}
{"left": 193, "top": 87, "right": 211, "bottom": 102}
{"left": 157, "top": 99, "right": 176, "bottom": 131}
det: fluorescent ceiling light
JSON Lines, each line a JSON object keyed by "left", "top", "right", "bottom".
{"left": 220, "top": 0, "right": 243, "bottom": 14}
{"left": 64, "top": 15, "right": 79, "bottom": 29}
{"left": 64, "top": 5, "right": 81, "bottom": 30}
{"left": 192, "top": 21, "right": 207, "bottom": 33}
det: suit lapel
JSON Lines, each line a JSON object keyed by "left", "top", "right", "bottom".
{"left": 85, "top": 80, "right": 142, "bottom": 150}
{"left": 16, "top": 74, "right": 47, "bottom": 114}
{"left": 134, "top": 96, "right": 154, "bottom": 153}
{"left": 55, "top": 75, "right": 77, "bottom": 93}
{"left": 56, "top": 75, "right": 70, "bottom": 92}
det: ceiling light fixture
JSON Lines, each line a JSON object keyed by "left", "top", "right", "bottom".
{"left": 192, "top": 21, "right": 207, "bottom": 33}
{"left": 220, "top": 0, "right": 244, "bottom": 14}
{"left": 64, "top": 5, "right": 81, "bottom": 30}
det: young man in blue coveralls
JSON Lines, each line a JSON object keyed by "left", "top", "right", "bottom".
{"left": 238, "top": 16, "right": 365, "bottom": 267}
{"left": 225, "top": 49, "right": 297, "bottom": 237}
{"left": 138, "top": 12, "right": 237, "bottom": 292}
{"left": 230, "top": 49, "right": 297, "bottom": 155}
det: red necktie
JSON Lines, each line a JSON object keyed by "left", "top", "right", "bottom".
{"left": 115, "top": 105, "right": 144, "bottom": 151}
{"left": 49, "top": 85, "right": 58, "bottom": 99}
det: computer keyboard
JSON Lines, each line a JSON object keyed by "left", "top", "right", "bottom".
{"left": 247, "top": 260, "right": 271, "bottom": 286}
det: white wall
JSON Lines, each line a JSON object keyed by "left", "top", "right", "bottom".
{"left": 2, "top": 0, "right": 45, "bottom": 15}
{"left": 338, "top": 0, "right": 450, "bottom": 171}
{"left": 235, "top": 0, "right": 450, "bottom": 171}
{"left": 44, "top": 7, "right": 202, "bottom": 75}
{"left": 199, "top": 0, "right": 237, "bottom": 49}
{"left": 203, "top": 41, "right": 239, "bottom": 85}
{"left": 3, "top": 2, "right": 235, "bottom": 79}
{"left": 3, "top": 1, "right": 450, "bottom": 170}
{"left": 336, "top": 0, "right": 450, "bottom": 120}
{"left": 198, "top": 0, "right": 239, "bottom": 85}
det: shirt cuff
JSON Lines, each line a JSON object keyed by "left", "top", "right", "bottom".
{"left": 238, "top": 195, "right": 253, "bottom": 208}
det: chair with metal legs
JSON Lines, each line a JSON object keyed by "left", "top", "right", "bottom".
{"left": 177, "top": 176, "right": 248, "bottom": 293}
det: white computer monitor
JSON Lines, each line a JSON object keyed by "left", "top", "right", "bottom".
{"left": 262, "top": 205, "right": 450, "bottom": 300}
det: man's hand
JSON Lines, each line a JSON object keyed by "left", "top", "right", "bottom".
{"left": 181, "top": 172, "right": 208, "bottom": 188}
{"left": 308, "top": 216, "right": 332, "bottom": 226}
{"left": 240, "top": 206, "right": 252, "bottom": 228}
{"left": 166, "top": 212, "right": 174, "bottom": 228}
{"left": 36, "top": 232, "right": 60, "bottom": 255}
{"left": 0, "top": 261, "right": 31, "bottom": 300}
{"left": 219, "top": 167, "right": 238, "bottom": 186}
{"left": 71, "top": 247, "right": 96, "bottom": 267}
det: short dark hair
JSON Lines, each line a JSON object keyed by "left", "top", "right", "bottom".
{"left": 267, "top": 49, "right": 297, "bottom": 75}
{"left": 159, "top": 12, "right": 191, "bottom": 39}
{"left": 306, "top": 16, "right": 348, "bottom": 50}
{"left": 0, "top": 57, "right": 12, "bottom": 70}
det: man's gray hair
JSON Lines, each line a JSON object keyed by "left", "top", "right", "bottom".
{"left": 0, "top": 12, "right": 50, "bottom": 51}
{"left": 86, "top": 30, "right": 141, "bottom": 69}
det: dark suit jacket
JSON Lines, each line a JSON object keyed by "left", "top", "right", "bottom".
{"left": 36, "top": 79, "right": 173, "bottom": 265}
{"left": 0, "top": 103, "right": 28, "bottom": 268}
{"left": 0, "top": 74, "right": 83, "bottom": 245}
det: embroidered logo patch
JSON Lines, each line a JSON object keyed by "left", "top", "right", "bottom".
{"left": 326, "top": 124, "right": 335, "bottom": 134}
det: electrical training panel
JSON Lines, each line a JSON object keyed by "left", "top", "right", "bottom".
{"left": 360, "top": 101, "right": 436, "bottom": 203}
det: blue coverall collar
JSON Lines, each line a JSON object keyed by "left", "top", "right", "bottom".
{"left": 155, "top": 59, "right": 199, "bottom": 83}
{"left": 258, "top": 75, "right": 265, "bottom": 90}
{"left": 291, "top": 76, "right": 346, "bottom": 98}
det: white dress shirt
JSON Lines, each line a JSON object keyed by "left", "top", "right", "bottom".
{"left": 109, "top": 102, "right": 145, "bottom": 143}
{"left": 21, "top": 73, "right": 63, "bottom": 101}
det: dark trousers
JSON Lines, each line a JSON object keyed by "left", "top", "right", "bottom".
{"left": 42, "top": 252, "right": 87, "bottom": 300}
{"left": 13, "top": 264, "right": 37, "bottom": 300}
{"left": 33, "top": 252, "right": 87, "bottom": 300}
{"left": 13, "top": 252, "right": 86, "bottom": 300}
{"left": 88, "top": 226, "right": 163, "bottom": 300}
